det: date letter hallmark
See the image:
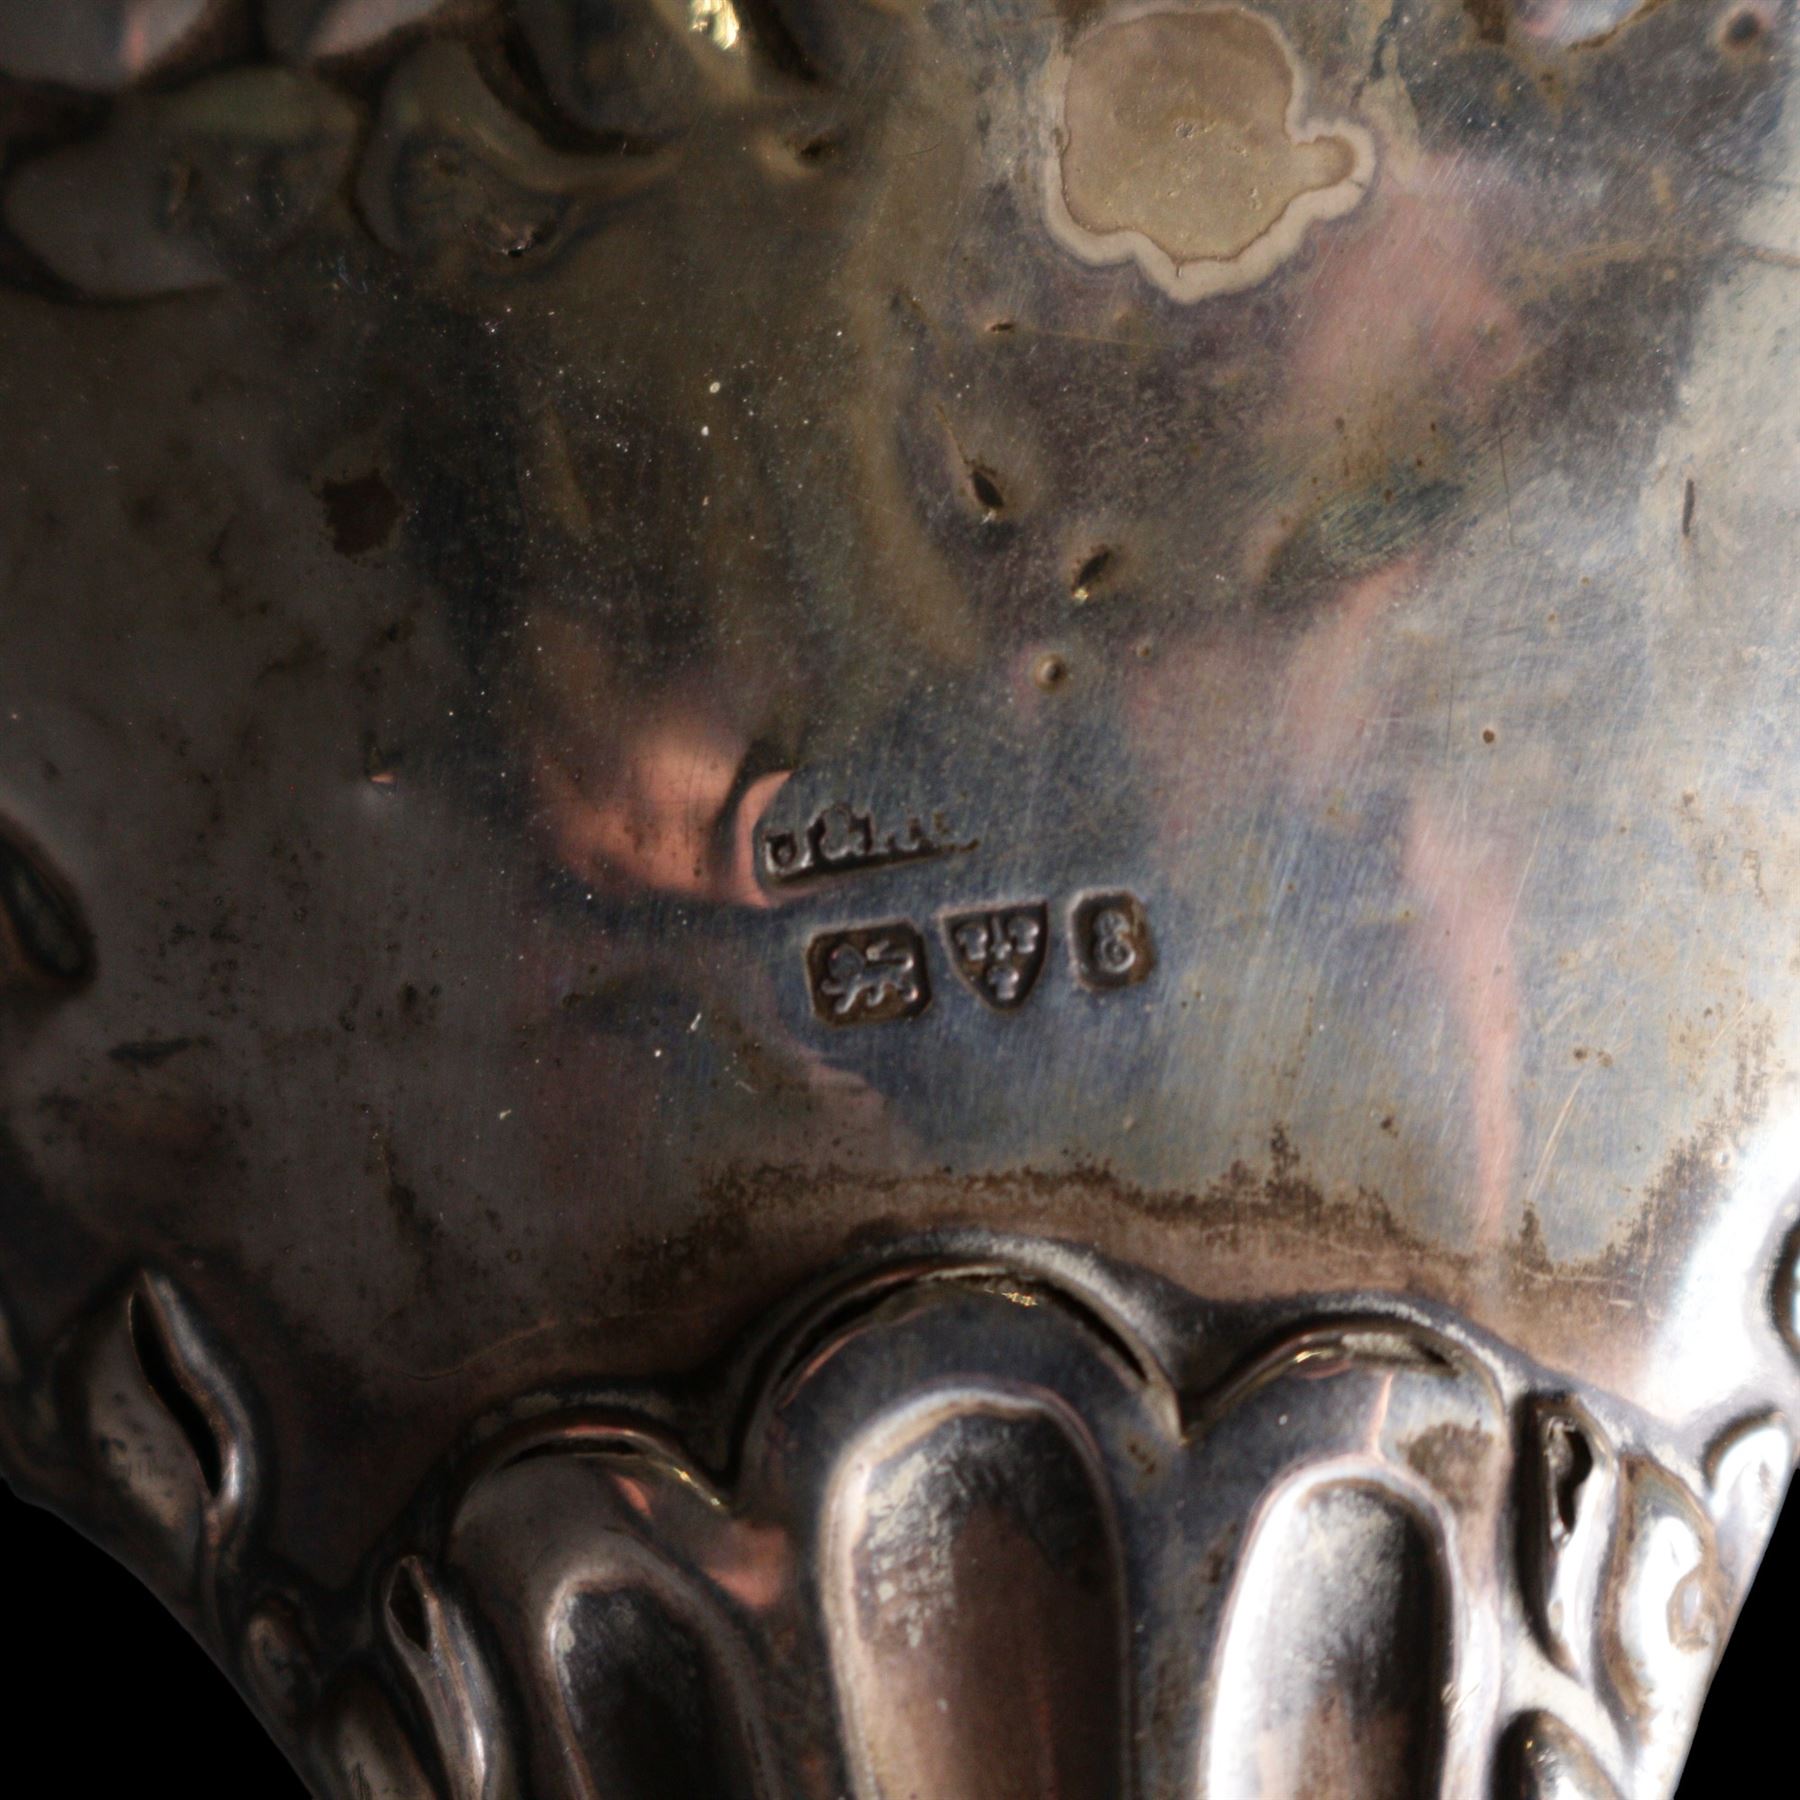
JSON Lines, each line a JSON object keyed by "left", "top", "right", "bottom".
{"left": 1071, "top": 892, "right": 1155, "bottom": 990}
{"left": 806, "top": 922, "right": 932, "bottom": 1026}
{"left": 944, "top": 903, "right": 1048, "bottom": 1010}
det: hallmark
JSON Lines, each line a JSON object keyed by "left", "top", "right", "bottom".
{"left": 944, "top": 903, "right": 1048, "bottom": 1010}
{"left": 762, "top": 802, "right": 975, "bottom": 885}
{"left": 806, "top": 921, "right": 932, "bottom": 1025}
{"left": 1071, "top": 891, "right": 1155, "bottom": 989}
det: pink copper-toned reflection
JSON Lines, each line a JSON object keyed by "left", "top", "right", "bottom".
{"left": 509, "top": 610, "right": 788, "bottom": 908}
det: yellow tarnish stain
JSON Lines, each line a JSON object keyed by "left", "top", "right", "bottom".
{"left": 1046, "top": 5, "right": 1375, "bottom": 302}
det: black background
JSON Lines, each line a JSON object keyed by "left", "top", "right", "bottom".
{"left": 0, "top": 1470, "right": 1784, "bottom": 1793}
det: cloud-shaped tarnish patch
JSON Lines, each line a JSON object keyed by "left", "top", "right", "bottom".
{"left": 1045, "top": 5, "right": 1374, "bottom": 302}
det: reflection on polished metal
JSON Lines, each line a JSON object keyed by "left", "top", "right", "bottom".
{"left": 1, "top": 0, "right": 1798, "bottom": 1794}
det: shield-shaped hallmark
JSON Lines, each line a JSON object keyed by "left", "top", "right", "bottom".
{"left": 943, "top": 903, "right": 1049, "bottom": 1009}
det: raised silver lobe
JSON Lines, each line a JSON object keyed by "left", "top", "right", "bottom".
{"left": 1, "top": 0, "right": 1798, "bottom": 1795}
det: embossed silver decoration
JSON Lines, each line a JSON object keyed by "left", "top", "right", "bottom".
{"left": 3, "top": 0, "right": 1800, "bottom": 1795}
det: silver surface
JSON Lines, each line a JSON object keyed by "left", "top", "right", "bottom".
{"left": 1, "top": 0, "right": 1799, "bottom": 1792}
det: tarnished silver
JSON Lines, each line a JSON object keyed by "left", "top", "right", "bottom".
{"left": 2, "top": 0, "right": 1799, "bottom": 1793}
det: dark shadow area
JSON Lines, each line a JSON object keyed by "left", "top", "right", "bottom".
{"left": 1679, "top": 1471, "right": 1795, "bottom": 1794}
{"left": 0, "top": 1479, "right": 304, "bottom": 1794}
